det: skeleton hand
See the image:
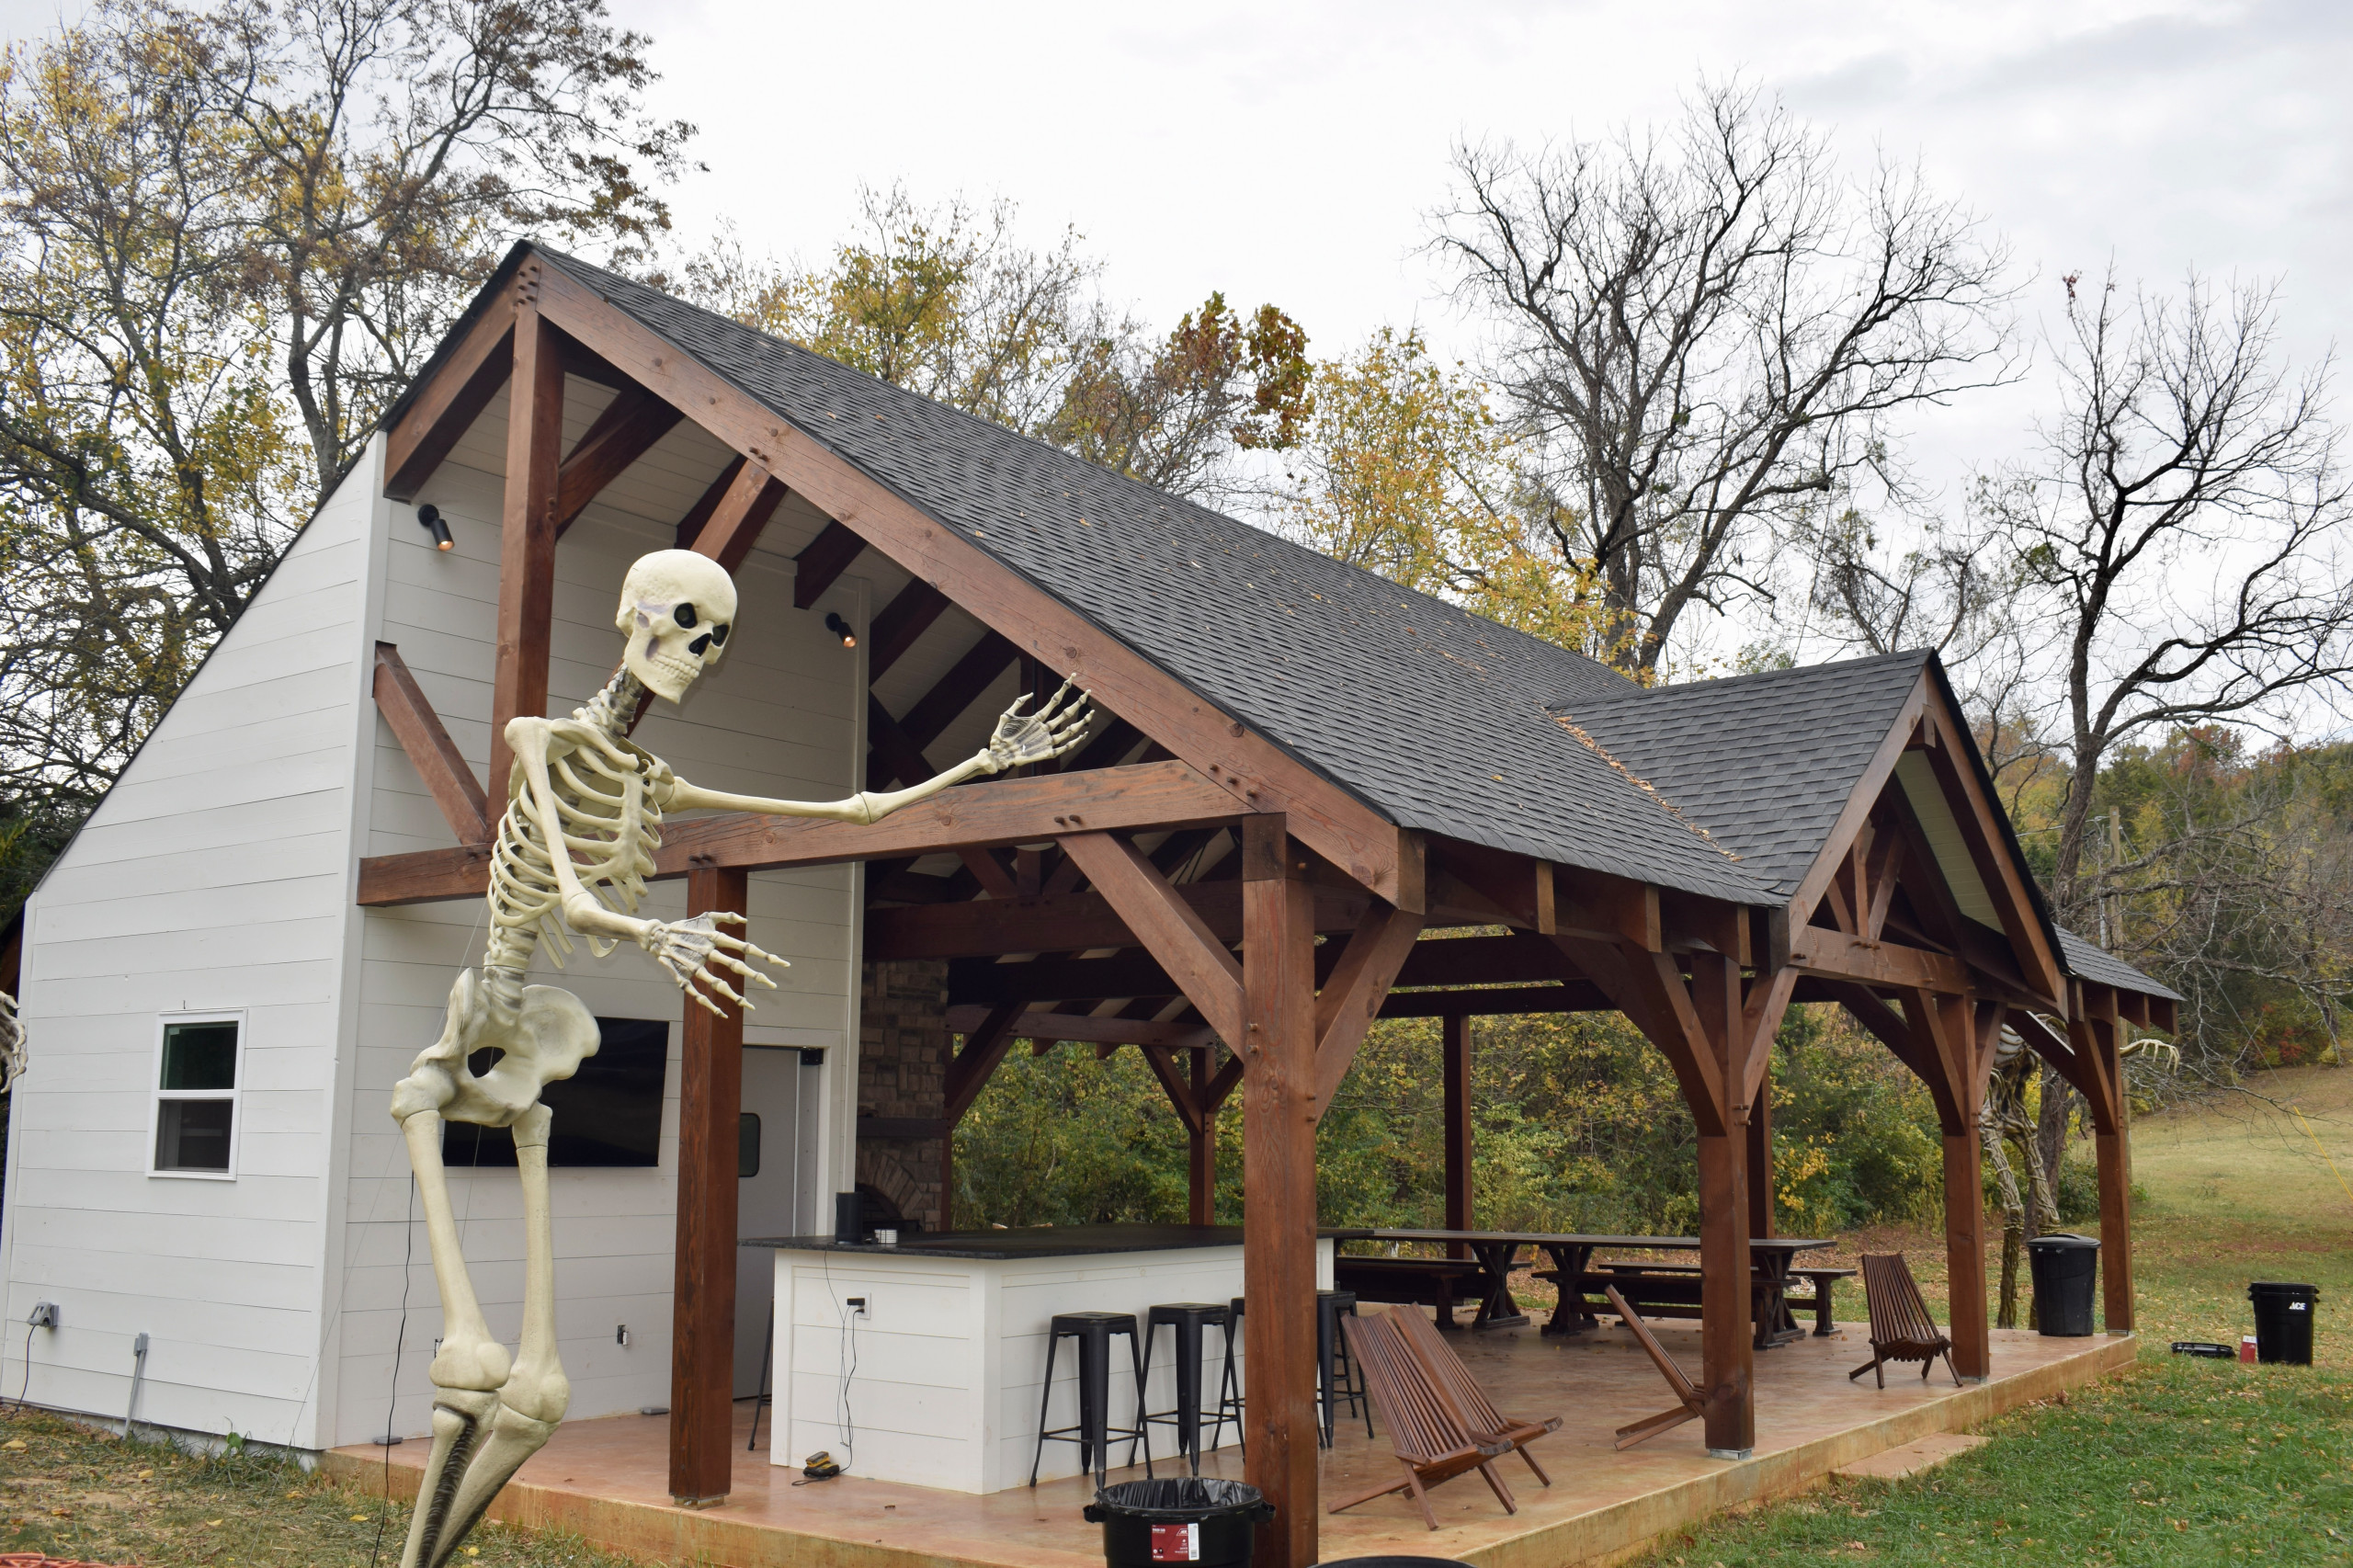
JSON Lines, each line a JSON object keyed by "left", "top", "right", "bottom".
{"left": 976, "top": 681, "right": 1094, "bottom": 774}
{"left": 636, "top": 912, "right": 786, "bottom": 1017}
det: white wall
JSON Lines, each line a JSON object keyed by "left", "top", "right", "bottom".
{"left": 330, "top": 381, "right": 871, "bottom": 1446}
{"left": 1, "top": 443, "right": 389, "bottom": 1449}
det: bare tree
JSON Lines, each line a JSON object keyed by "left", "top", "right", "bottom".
{"left": 1431, "top": 79, "right": 2015, "bottom": 675}
{"left": 1996, "top": 267, "right": 2353, "bottom": 926}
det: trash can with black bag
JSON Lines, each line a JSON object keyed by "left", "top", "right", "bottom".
{"left": 1086, "top": 1478, "right": 1276, "bottom": 1568}
{"left": 2027, "top": 1233, "right": 2100, "bottom": 1336}
{"left": 2247, "top": 1282, "right": 2318, "bottom": 1365}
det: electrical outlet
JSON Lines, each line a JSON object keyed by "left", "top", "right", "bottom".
{"left": 26, "top": 1302, "right": 57, "bottom": 1330}
{"left": 846, "top": 1296, "right": 869, "bottom": 1314}
{"left": 615, "top": 1324, "right": 631, "bottom": 1347}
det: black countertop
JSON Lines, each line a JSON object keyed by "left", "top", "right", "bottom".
{"left": 744, "top": 1223, "right": 1372, "bottom": 1262}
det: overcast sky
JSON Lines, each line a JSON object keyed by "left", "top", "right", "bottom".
{"left": 8, "top": 0, "right": 2347, "bottom": 669}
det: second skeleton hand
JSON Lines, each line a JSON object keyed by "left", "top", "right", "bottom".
{"left": 637, "top": 913, "right": 787, "bottom": 1016}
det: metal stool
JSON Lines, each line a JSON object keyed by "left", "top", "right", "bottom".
{"left": 1142, "top": 1302, "right": 1233, "bottom": 1475}
{"left": 1316, "top": 1290, "right": 1373, "bottom": 1447}
{"left": 1214, "top": 1295, "right": 1247, "bottom": 1455}
{"left": 1029, "top": 1310, "right": 1152, "bottom": 1487}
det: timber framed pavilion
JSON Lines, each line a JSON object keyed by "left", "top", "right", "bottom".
{"left": 347, "top": 242, "right": 2177, "bottom": 1567}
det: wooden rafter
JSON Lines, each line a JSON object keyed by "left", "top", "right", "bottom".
{"left": 384, "top": 301, "right": 515, "bottom": 501}
{"left": 683, "top": 458, "right": 784, "bottom": 573}
{"left": 371, "top": 643, "right": 491, "bottom": 843}
{"left": 1311, "top": 894, "right": 1425, "bottom": 1105}
{"left": 868, "top": 581, "right": 950, "bottom": 681}
{"left": 793, "top": 519, "right": 866, "bottom": 609}
{"left": 528, "top": 257, "right": 1414, "bottom": 905}
{"left": 900, "top": 631, "right": 1017, "bottom": 751}
{"left": 553, "top": 385, "right": 684, "bottom": 536}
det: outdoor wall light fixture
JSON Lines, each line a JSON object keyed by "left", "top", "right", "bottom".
{"left": 416, "top": 503, "right": 454, "bottom": 551}
{"left": 824, "top": 611, "right": 857, "bottom": 649}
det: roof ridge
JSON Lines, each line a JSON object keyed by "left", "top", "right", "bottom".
{"left": 1554, "top": 648, "right": 1934, "bottom": 710}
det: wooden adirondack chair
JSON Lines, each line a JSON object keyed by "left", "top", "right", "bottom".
{"left": 1849, "top": 1254, "right": 1961, "bottom": 1389}
{"left": 1603, "top": 1285, "right": 1708, "bottom": 1449}
{"left": 1386, "top": 1296, "right": 1561, "bottom": 1483}
{"left": 1329, "top": 1311, "right": 1517, "bottom": 1529}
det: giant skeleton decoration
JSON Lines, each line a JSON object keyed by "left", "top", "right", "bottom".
{"left": 391, "top": 550, "right": 1090, "bottom": 1568}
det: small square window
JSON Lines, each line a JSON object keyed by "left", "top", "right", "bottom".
{"left": 153, "top": 1015, "right": 241, "bottom": 1178}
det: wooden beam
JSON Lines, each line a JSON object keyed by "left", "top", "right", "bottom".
{"left": 554, "top": 385, "right": 683, "bottom": 535}
{"left": 684, "top": 458, "right": 784, "bottom": 574}
{"left": 1787, "top": 673, "right": 1930, "bottom": 931}
{"left": 1917, "top": 692, "right": 2066, "bottom": 999}
{"left": 531, "top": 257, "right": 1412, "bottom": 904}
{"left": 793, "top": 519, "right": 867, "bottom": 609}
{"left": 1311, "top": 898, "right": 1424, "bottom": 1106}
{"left": 672, "top": 456, "right": 745, "bottom": 550}
{"left": 358, "top": 759, "right": 1240, "bottom": 905}
{"left": 941, "top": 1006, "right": 1211, "bottom": 1051}
{"left": 867, "top": 580, "right": 951, "bottom": 681}
{"left": 869, "top": 877, "right": 1366, "bottom": 964}
{"left": 384, "top": 300, "right": 515, "bottom": 501}
{"left": 1689, "top": 950, "right": 1756, "bottom": 1454}
{"left": 1553, "top": 935, "right": 1725, "bottom": 1131}
{"left": 900, "top": 631, "right": 1018, "bottom": 753}
{"left": 486, "top": 295, "right": 565, "bottom": 800}
{"left": 1240, "top": 815, "right": 1319, "bottom": 1568}
{"left": 1789, "top": 926, "right": 1968, "bottom": 992}
{"left": 1057, "top": 832, "right": 1246, "bottom": 1051}
{"left": 1824, "top": 980, "right": 1949, "bottom": 1108}
{"left": 1375, "top": 983, "right": 1611, "bottom": 1017}
{"left": 943, "top": 1003, "right": 1025, "bottom": 1125}
{"left": 371, "top": 643, "right": 491, "bottom": 844}
{"left": 670, "top": 866, "right": 745, "bottom": 1506}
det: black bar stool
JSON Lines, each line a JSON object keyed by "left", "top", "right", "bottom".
{"left": 1142, "top": 1302, "right": 1233, "bottom": 1475}
{"left": 1029, "top": 1311, "right": 1152, "bottom": 1488}
{"left": 1214, "top": 1295, "right": 1247, "bottom": 1454}
{"left": 1316, "top": 1289, "right": 1373, "bottom": 1448}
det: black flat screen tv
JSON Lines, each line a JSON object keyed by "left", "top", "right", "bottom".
{"left": 439, "top": 1017, "right": 670, "bottom": 1168}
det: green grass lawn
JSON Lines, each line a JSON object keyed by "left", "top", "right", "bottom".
{"left": 1631, "top": 1064, "right": 2353, "bottom": 1567}
{"left": 0, "top": 1415, "right": 642, "bottom": 1567}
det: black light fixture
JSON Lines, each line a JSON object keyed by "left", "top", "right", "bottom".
{"left": 416, "top": 504, "right": 454, "bottom": 551}
{"left": 824, "top": 611, "right": 857, "bottom": 649}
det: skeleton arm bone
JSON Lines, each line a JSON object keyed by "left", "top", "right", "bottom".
{"left": 661, "top": 682, "right": 1095, "bottom": 824}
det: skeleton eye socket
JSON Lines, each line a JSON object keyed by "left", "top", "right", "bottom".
{"left": 673, "top": 603, "right": 699, "bottom": 629}
{"left": 710, "top": 624, "right": 729, "bottom": 646}
{"left": 688, "top": 632, "right": 712, "bottom": 656}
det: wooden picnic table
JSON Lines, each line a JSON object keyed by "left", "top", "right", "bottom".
{"left": 1349, "top": 1230, "right": 1832, "bottom": 1346}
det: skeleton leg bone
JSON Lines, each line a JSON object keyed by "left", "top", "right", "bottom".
{"left": 393, "top": 971, "right": 594, "bottom": 1568}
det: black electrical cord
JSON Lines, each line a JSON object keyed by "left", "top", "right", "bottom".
{"left": 14, "top": 1322, "right": 31, "bottom": 1411}
{"left": 369, "top": 1175, "right": 417, "bottom": 1568}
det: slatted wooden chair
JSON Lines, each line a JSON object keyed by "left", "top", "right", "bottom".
{"left": 1602, "top": 1285, "right": 1707, "bottom": 1449}
{"left": 1386, "top": 1296, "right": 1560, "bottom": 1483}
{"left": 1849, "top": 1253, "right": 1961, "bottom": 1389}
{"left": 1329, "top": 1310, "right": 1516, "bottom": 1529}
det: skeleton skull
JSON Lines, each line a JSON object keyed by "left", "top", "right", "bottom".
{"left": 615, "top": 550, "right": 737, "bottom": 702}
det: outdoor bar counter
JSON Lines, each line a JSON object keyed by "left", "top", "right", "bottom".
{"left": 745, "top": 1225, "right": 1342, "bottom": 1492}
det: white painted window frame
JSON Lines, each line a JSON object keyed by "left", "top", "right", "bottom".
{"left": 146, "top": 1009, "right": 246, "bottom": 1182}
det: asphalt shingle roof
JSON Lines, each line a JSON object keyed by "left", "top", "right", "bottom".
{"left": 2055, "top": 926, "right": 2183, "bottom": 1001}
{"left": 452, "top": 246, "right": 2174, "bottom": 996}
{"left": 1552, "top": 652, "right": 1934, "bottom": 898}
{"left": 538, "top": 248, "right": 1770, "bottom": 905}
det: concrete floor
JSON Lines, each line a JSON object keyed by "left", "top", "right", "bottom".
{"left": 325, "top": 1317, "right": 2134, "bottom": 1568}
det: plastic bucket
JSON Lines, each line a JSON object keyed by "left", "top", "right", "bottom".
{"left": 2247, "top": 1282, "right": 2318, "bottom": 1366}
{"left": 1085, "top": 1477, "right": 1276, "bottom": 1568}
{"left": 2026, "top": 1233, "right": 2099, "bottom": 1336}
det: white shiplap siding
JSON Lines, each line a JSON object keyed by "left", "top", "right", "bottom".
{"left": 2, "top": 445, "right": 387, "bottom": 1447}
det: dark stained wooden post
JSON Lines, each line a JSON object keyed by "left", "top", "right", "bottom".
{"left": 1940, "top": 994, "right": 1992, "bottom": 1380}
{"left": 1442, "top": 1012, "right": 1472, "bottom": 1249}
{"left": 2086, "top": 998, "right": 2136, "bottom": 1333}
{"left": 1241, "top": 815, "right": 1319, "bottom": 1568}
{"left": 1188, "top": 1046, "right": 1217, "bottom": 1226}
{"left": 671, "top": 865, "right": 747, "bottom": 1506}
{"left": 1745, "top": 1068, "right": 1774, "bottom": 1240}
{"left": 488, "top": 274, "right": 564, "bottom": 799}
{"left": 1688, "top": 951, "right": 1754, "bottom": 1456}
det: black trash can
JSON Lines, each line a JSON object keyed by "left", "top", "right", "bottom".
{"left": 2248, "top": 1282, "right": 2318, "bottom": 1366}
{"left": 1086, "top": 1477, "right": 1275, "bottom": 1568}
{"left": 2027, "top": 1233, "right": 2100, "bottom": 1336}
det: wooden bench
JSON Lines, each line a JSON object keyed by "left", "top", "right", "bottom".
{"left": 1784, "top": 1267, "right": 1856, "bottom": 1336}
{"left": 1335, "top": 1257, "right": 1491, "bottom": 1326}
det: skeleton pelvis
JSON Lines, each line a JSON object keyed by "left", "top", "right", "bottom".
{"left": 392, "top": 969, "right": 600, "bottom": 1129}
